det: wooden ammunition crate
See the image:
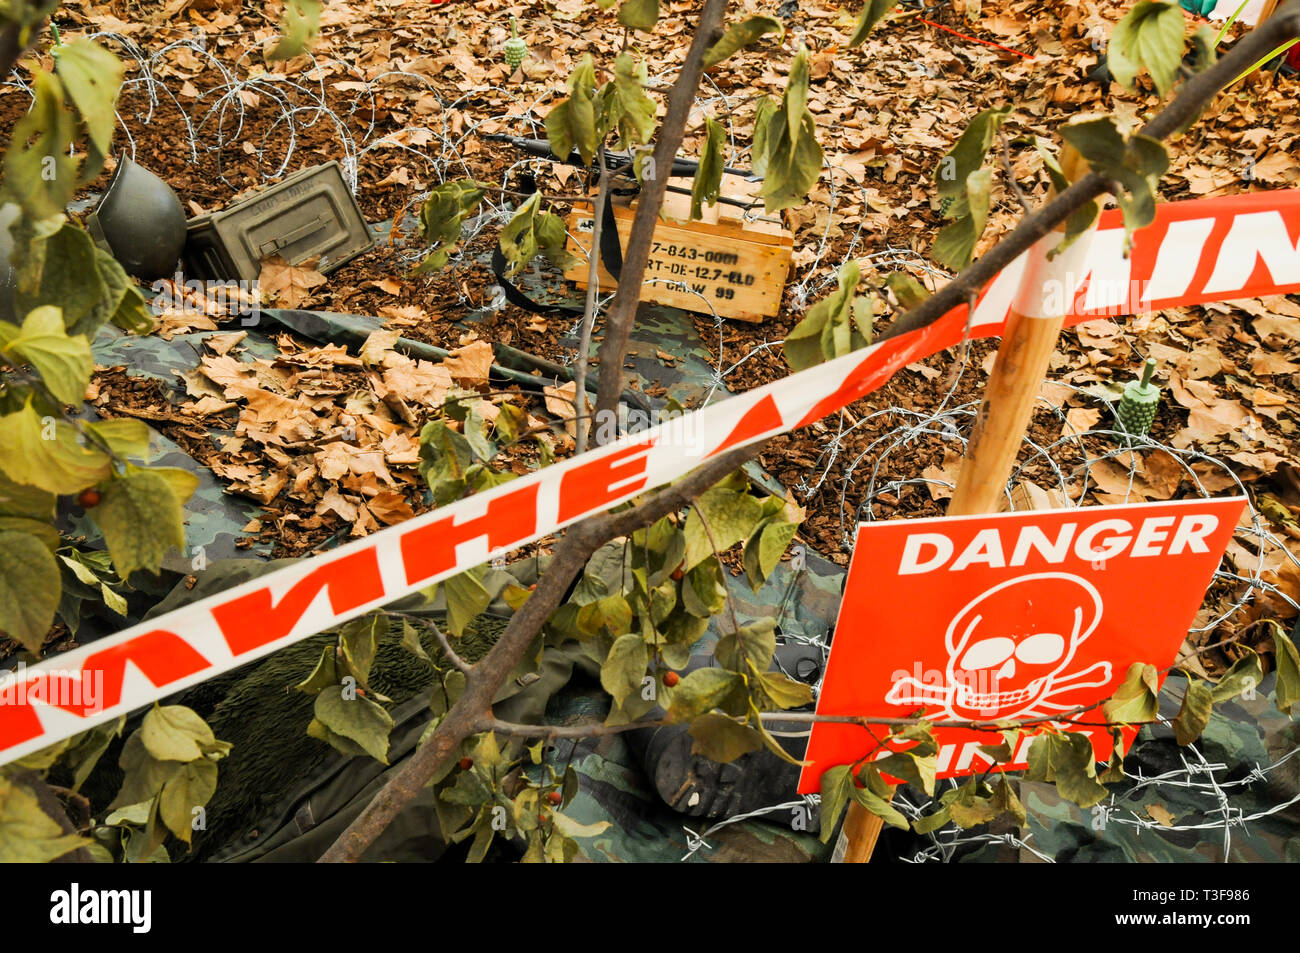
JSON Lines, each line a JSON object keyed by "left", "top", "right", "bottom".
{"left": 564, "top": 173, "right": 792, "bottom": 323}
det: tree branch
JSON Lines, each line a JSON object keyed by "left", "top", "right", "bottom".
{"left": 880, "top": 0, "right": 1300, "bottom": 346}
{"left": 318, "top": 1, "right": 1300, "bottom": 862}
{"left": 591, "top": 0, "right": 731, "bottom": 442}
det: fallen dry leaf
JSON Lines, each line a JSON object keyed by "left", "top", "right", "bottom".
{"left": 258, "top": 255, "right": 327, "bottom": 309}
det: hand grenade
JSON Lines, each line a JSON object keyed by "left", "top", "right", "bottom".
{"left": 1116, "top": 357, "right": 1160, "bottom": 441}
{"left": 505, "top": 17, "right": 527, "bottom": 71}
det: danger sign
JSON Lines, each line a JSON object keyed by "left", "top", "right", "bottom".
{"left": 797, "top": 497, "right": 1247, "bottom": 793}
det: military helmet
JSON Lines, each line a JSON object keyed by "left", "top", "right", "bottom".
{"left": 86, "top": 156, "right": 187, "bottom": 281}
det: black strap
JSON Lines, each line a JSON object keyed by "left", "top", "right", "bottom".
{"left": 491, "top": 196, "right": 623, "bottom": 316}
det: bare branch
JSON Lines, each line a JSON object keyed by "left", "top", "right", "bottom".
{"left": 319, "top": 1, "right": 1300, "bottom": 862}
{"left": 592, "top": 0, "right": 731, "bottom": 441}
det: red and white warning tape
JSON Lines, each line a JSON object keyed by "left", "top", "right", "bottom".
{"left": 1, "top": 189, "right": 1297, "bottom": 763}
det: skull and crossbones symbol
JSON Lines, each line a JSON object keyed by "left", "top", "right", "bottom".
{"left": 885, "top": 573, "right": 1112, "bottom": 720}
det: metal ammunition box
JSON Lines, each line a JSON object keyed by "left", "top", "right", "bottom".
{"left": 182, "top": 161, "right": 373, "bottom": 282}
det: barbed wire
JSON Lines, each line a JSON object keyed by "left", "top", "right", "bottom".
{"left": 14, "top": 31, "right": 1299, "bottom": 865}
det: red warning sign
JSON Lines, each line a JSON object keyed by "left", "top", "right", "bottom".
{"left": 797, "top": 497, "right": 1247, "bottom": 793}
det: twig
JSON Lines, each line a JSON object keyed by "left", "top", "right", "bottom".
{"left": 997, "top": 129, "right": 1032, "bottom": 216}
{"left": 574, "top": 144, "right": 610, "bottom": 454}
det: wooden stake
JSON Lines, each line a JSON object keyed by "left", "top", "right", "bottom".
{"left": 834, "top": 146, "right": 1092, "bottom": 863}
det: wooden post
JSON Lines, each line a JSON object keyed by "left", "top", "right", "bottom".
{"left": 834, "top": 147, "right": 1093, "bottom": 863}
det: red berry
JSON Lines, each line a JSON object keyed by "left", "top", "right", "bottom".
{"left": 546, "top": 791, "right": 562, "bottom": 805}
{"left": 670, "top": 565, "right": 684, "bottom": 581}
{"left": 458, "top": 757, "right": 473, "bottom": 770}
{"left": 76, "top": 488, "right": 102, "bottom": 508}
{"left": 538, "top": 813, "right": 548, "bottom": 825}
{"left": 663, "top": 671, "right": 680, "bottom": 687}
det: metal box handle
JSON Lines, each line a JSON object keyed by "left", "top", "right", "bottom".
{"left": 258, "top": 215, "right": 330, "bottom": 256}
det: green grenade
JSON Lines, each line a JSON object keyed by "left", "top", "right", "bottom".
{"left": 1116, "top": 357, "right": 1160, "bottom": 442}
{"left": 504, "top": 18, "right": 527, "bottom": 71}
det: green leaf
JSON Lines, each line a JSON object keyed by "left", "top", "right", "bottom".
{"left": 851, "top": 765, "right": 908, "bottom": 829}
{"left": 757, "top": 670, "right": 814, "bottom": 710}
{"left": 601, "top": 632, "right": 648, "bottom": 707}
{"left": 293, "top": 645, "right": 339, "bottom": 695}
{"left": 419, "top": 418, "right": 473, "bottom": 504}
{"left": 1, "top": 70, "right": 78, "bottom": 220}
{"left": 758, "top": 46, "right": 823, "bottom": 213}
{"left": 313, "top": 686, "right": 394, "bottom": 763}
{"left": 94, "top": 246, "right": 155, "bottom": 336}
{"left": 931, "top": 167, "right": 992, "bottom": 271}
{"left": 683, "top": 485, "right": 764, "bottom": 570}
{"left": 0, "top": 471, "right": 55, "bottom": 519}
{"left": 749, "top": 95, "right": 778, "bottom": 178}
{"left": 993, "top": 776, "right": 1027, "bottom": 826}
{"left": 617, "top": 0, "right": 659, "bottom": 31}
{"left": 688, "top": 713, "right": 763, "bottom": 763}
{"left": 339, "top": 612, "right": 387, "bottom": 689}
{"left": 715, "top": 618, "right": 776, "bottom": 672}
{"left": 497, "top": 193, "right": 574, "bottom": 278}
{"left": 1210, "top": 648, "right": 1264, "bottom": 703}
{"left": 267, "top": 0, "right": 322, "bottom": 61}
{"left": 0, "top": 776, "right": 88, "bottom": 862}
{"left": 545, "top": 55, "right": 598, "bottom": 165}
{"left": 818, "top": 764, "right": 853, "bottom": 843}
{"left": 140, "top": 705, "right": 216, "bottom": 763}
{"left": 1102, "top": 661, "right": 1160, "bottom": 724}
{"left": 934, "top": 105, "right": 1010, "bottom": 198}
{"left": 158, "top": 758, "right": 218, "bottom": 843}
{"left": 63, "top": 716, "right": 125, "bottom": 792}
{"left": 444, "top": 566, "right": 491, "bottom": 637}
{"left": 84, "top": 417, "right": 150, "bottom": 460}
{"left": 689, "top": 117, "right": 726, "bottom": 221}
{"left": 552, "top": 812, "right": 610, "bottom": 839}
{"left": 1272, "top": 625, "right": 1300, "bottom": 716}
{"left": 90, "top": 470, "right": 186, "bottom": 579}
{"left": 1173, "top": 679, "right": 1214, "bottom": 745}
{"left": 111, "top": 732, "right": 181, "bottom": 810}
{"left": 942, "top": 779, "right": 1001, "bottom": 828}
{"left": 100, "top": 581, "right": 127, "bottom": 615}
{"left": 680, "top": 561, "right": 726, "bottom": 622}
{"left": 884, "top": 271, "right": 931, "bottom": 311}
{"left": 875, "top": 746, "right": 938, "bottom": 797}
{"left": 13, "top": 224, "right": 105, "bottom": 338}
{"left": 912, "top": 805, "right": 953, "bottom": 834}
{"left": 784, "top": 259, "right": 872, "bottom": 371}
{"left": 1034, "top": 138, "right": 1099, "bottom": 255}
{"left": 0, "top": 402, "right": 111, "bottom": 494}
{"left": 600, "top": 53, "right": 656, "bottom": 150}
{"left": 0, "top": 516, "right": 59, "bottom": 551}
{"left": 144, "top": 466, "right": 199, "bottom": 508}
{"left": 848, "top": 0, "right": 897, "bottom": 47}
{"left": 1108, "top": 0, "right": 1187, "bottom": 97}
{"left": 0, "top": 529, "right": 60, "bottom": 653}
{"left": 3, "top": 305, "right": 92, "bottom": 404}
{"left": 666, "top": 668, "right": 743, "bottom": 722}
{"left": 1025, "top": 732, "right": 1108, "bottom": 808}
{"left": 52, "top": 38, "right": 123, "bottom": 178}
{"left": 703, "top": 15, "right": 785, "bottom": 67}
{"left": 1060, "top": 116, "right": 1168, "bottom": 248}
{"left": 746, "top": 519, "right": 799, "bottom": 591}
{"left": 414, "top": 180, "right": 486, "bottom": 275}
